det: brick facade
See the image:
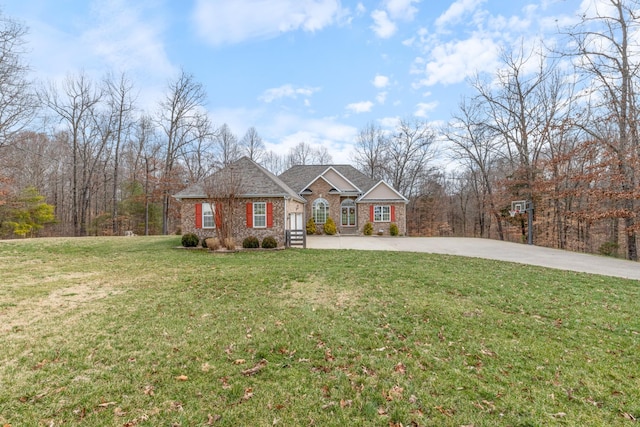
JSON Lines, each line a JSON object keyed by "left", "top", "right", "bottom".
{"left": 357, "top": 202, "right": 406, "bottom": 235}
{"left": 304, "top": 179, "right": 406, "bottom": 235}
{"left": 181, "top": 198, "right": 289, "bottom": 246}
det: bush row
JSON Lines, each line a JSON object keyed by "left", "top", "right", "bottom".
{"left": 242, "top": 235, "right": 278, "bottom": 249}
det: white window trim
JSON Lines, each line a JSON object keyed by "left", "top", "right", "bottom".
{"left": 374, "top": 205, "right": 391, "bottom": 222}
{"left": 203, "top": 203, "right": 215, "bottom": 229}
{"left": 253, "top": 202, "right": 267, "bottom": 229}
{"left": 313, "top": 198, "right": 329, "bottom": 224}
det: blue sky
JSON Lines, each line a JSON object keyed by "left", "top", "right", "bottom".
{"left": 5, "top": 0, "right": 581, "bottom": 163}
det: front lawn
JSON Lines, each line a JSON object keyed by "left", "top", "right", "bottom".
{"left": 0, "top": 237, "right": 638, "bottom": 426}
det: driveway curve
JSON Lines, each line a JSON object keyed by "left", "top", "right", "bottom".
{"left": 306, "top": 236, "right": 640, "bottom": 281}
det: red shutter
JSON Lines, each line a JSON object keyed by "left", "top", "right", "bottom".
{"left": 369, "top": 205, "right": 374, "bottom": 221}
{"left": 246, "top": 203, "right": 253, "bottom": 228}
{"left": 195, "top": 203, "right": 202, "bottom": 229}
{"left": 266, "top": 202, "right": 273, "bottom": 228}
{"left": 391, "top": 206, "right": 396, "bottom": 222}
{"left": 215, "top": 203, "right": 222, "bottom": 228}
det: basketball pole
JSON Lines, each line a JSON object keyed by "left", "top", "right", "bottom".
{"left": 527, "top": 200, "right": 534, "bottom": 245}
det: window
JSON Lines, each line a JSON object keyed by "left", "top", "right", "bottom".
{"left": 202, "top": 203, "right": 215, "bottom": 228}
{"left": 374, "top": 205, "right": 391, "bottom": 222}
{"left": 312, "top": 198, "right": 329, "bottom": 224}
{"left": 253, "top": 202, "right": 266, "bottom": 228}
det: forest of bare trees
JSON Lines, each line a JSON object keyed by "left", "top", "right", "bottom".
{"left": 1, "top": 1, "right": 639, "bottom": 260}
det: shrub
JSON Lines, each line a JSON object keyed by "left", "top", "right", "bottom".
{"left": 224, "top": 237, "right": 236, "bottom": 250}
{"left": 390, "top": 223, "right": 399, "bottom": 236}
{"left": 363, "top": 222, "right": 373, "bottom": 236}
{"left": 323, "top": 217, "right": 337, "bottom": 235}
{"left": 242, "top": 236, "right": 260, "bottom": 249}
{"left": 306, "top": 217, "right": 316, "bottom": 235}
{"left": 598, "top": 241, "right": 619, "bottom": 257}
{"left": 205, "top": 237, "right": 220, "bottom": 251}
{"left": 181, "top": 232, "right": 199, "bottom": 247}
{"left": 261, "top": 236, "right": 278, "bottom": 249}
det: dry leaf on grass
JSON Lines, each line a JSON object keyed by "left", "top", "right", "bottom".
{"left": 621, "top": 412, "right": 636, "bottom": 421}
{"left": 207, "top": 414, "right": 222, "bottom": 424}
{"left": 242, "top": 388, "right": 254, "bottom": 401}
{"left": 385, "top": 385, "right": 404, "bottom": 401}
{"left": 241, "top": 359, "right": 267, "bottom": 376}
{"left": 175, "top": 375, "right": 188, "bottom": 381}
{"left": 97, "top": 401, "right": 117, "bottom": 408}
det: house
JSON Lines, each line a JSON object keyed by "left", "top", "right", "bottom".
{"left": 278, "top": 163, "right": 408, "bottom": 236}
{"left": 173, "top": 156, "right": 408, "bottom": 246}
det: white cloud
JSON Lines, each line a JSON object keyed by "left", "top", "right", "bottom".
{"left": 414, "top": 101, "right": 438, "bottom": 118}
{"left": 192, "top": 0, "right": 349, "bottom": 45}
{"left": 18, "top": 0, "right": 175, "bottom": 111}
{"left": 415, "top": 36, "right": 500, "bottom": 86}
{"left": 372, "top": 74, "right": 390, "bottom": 88}
{"left": 346, "top": 101, "right": 374, "bottom": 113}
{"left": 435, "top": 0, "right": 486, "bottom": 29}
{"left": 261, "top": 114, "right": 358, "bottom": 163}
{"left": 370, "top": 9, "right": 397, "bottom": 38}
{"left": 259, "top": 84, "right": 321, "bottom": 103}
{"left": 83, "top": 1, "right": 174, "bottom": 75}
{"left": 384, "top": 0, "right": 420, "bottom": 21}
{"left": 376, "top": 91, "right": 388, "bottom": 104}
{"left": 370, "top": 0, "right": 420, "bottom": 38}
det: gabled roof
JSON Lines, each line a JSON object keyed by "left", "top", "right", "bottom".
{"left": 173, "top": 156, "right": 305, "bottom": 203}
{"left": 358, "top": 180, "right": 409, "bottom": 203}
{"left": 279, "top": 164, "right": 378, "bottom": 195}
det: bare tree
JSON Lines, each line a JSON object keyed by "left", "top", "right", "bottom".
{"left": 562, "top": 0, "right": 640, "bottom": 260}
{"left": 42, "top": 72, "right": 104, "bottom": 235}
{"left": 130, "top": 115, "right": 162, "bottom": 235}
{"left": 0, "top": 12, "right": 37, "bottom": 148}
{"left": 201, "top": 160, "right": 244, "bottom": 246}
{"left": 157, "top": 69, "right": 213, "bottom": 234}
{"left": 471, "top": 44, "right": 558, "bottom": 188}
{"left": 444, "top": 98, "right": 506, "bottom": 240}
{"left": 286, "top": 141, "right": 333, "bottom": 167}
{"left": 215, "top": 123, "right": 240, "bottom": 167}
{"left": 314, "top": 145, "right": 333, "bottom": 164}
{"left": 385, "top": 118, "right": 437, "bottom": 198}
{"left": 104, "top": 72, "right": 136, "bottom": 235}
{"left": 240, "top": 126, "right": 265, "bottom": 162}
{"left": 352, "top": 122, "right": 388, "bottom": 180}
{"left": 261, "top": 150, "right": 287, "bottom": 175}
{"left": 287, "top": 141, "right": 315, "bottom": 166}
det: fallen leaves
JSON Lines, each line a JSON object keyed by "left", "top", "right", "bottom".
{"left": 241, "top": 359, "right": 267, "bottom": 376}
{"left": 175, "top": 375, "right": 188, "bottom": 381}
{"left": 242, "top": 388, "right": 254, "bottom": 401}
{"left": 384, "top": 385, "right": 404, "bottom": 401}
{"left": 621, "top": 411, "right": 637, "bottom": 421}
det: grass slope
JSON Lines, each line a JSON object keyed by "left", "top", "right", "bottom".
{"left": 0, "top": 236, "right": 638, "bottom": 426}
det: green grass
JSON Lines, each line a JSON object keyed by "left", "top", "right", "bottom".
{"left": 0, "top": 236, "right": 639, "bottom": 426}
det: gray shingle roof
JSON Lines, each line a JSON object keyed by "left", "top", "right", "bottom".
{"left": 173, "top": 157, "right": 305, "bottom": 202}
{"left": 278, "top": 164, "right": 377, "bottom": 194}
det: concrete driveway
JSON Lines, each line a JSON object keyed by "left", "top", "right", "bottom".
{"left": 306, "top": 236, "right": 640, "bottom": 281}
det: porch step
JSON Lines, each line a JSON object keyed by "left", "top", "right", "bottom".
{"left": 286, "top": 229, "right": 306, "bottom": 248}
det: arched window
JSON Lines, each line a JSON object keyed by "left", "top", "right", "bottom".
{"left": 312, "top": 198, "right": 329, "bottom": 224}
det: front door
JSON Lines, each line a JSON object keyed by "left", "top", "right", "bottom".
{"left": 341, "top": 200, "right": 356, "bottom": 227}
{"left": 289, "top": 212, "right": 304, "bottom": 230}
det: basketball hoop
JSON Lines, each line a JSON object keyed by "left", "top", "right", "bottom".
{"left": 509, "top": 209, "right": 519, "bottom": 217}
